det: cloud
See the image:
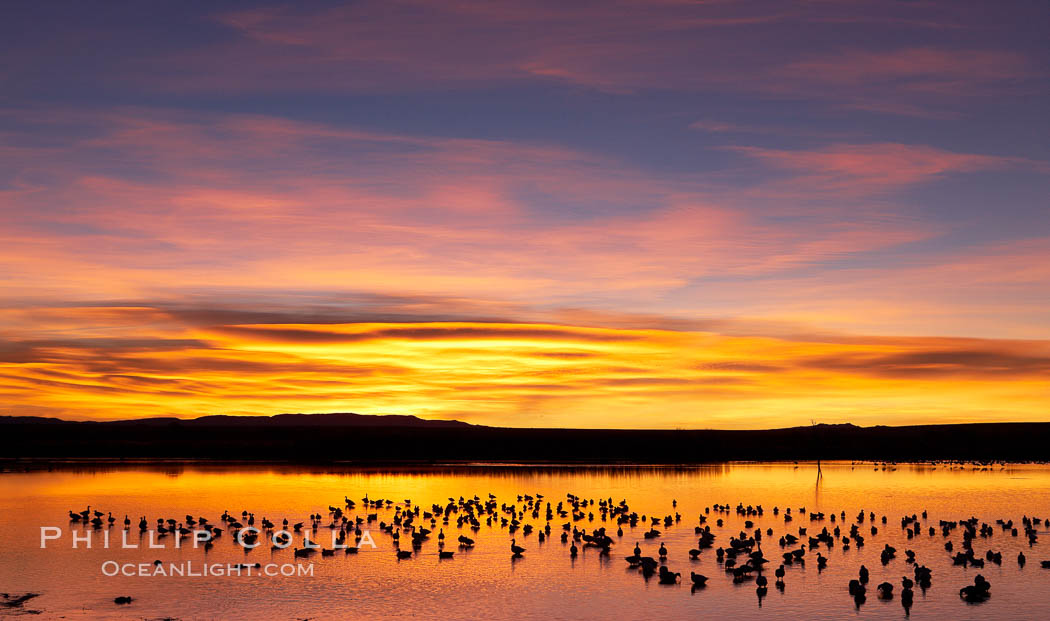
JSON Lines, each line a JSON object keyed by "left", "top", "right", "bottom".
{"left": 191, "top": 3, "right": 1039, "bottom": 107}
{"left": 211, "top": 324, "right": 643, "bottom": 344}
{"left": 689, "top": 121, "right": 743, "bottom": 133}
{"left": 1, "top": 108, "right": 946, "bottom": 307}
{"left": 727, "top": 143, "right": 1042, "bottom": 195}
{"left": 802, "top": 348, "right": 1050, "bottom": 379}
{"left": 196, "top": 0, "right": 794, "bottom": 93}
{"left": 781, "top": 47, "right": 1037, "bottom": 96}
{"left": 2, "top": 107, "right": 1048, "bottom": 362}
{"left": 0, "top": 338, "right": 210, "bottom": 363}
{"left": 6, "top": 1, "right": 1036, "bottom": 118}
{"left": 2, "top": 302, "right": 1050, "bottom": 427}
{"left": 1, "top": 2, "right": 1047, "bottom": 429}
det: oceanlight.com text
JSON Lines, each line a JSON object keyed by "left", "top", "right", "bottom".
{"left": 100, "top": 561, "right": 314, "bottom": 577}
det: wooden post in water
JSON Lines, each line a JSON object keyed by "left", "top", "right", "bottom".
{"left": 812, "top": 420, "right": 823, "bottom": 481}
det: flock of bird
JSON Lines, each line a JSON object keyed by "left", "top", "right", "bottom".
{"left": 68, "top": 492, "right": 1050, "bottom": 611}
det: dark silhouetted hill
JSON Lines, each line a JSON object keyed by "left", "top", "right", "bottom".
{"left": 2, "top": 415, "right": 1048, "bottom": 463}
{"left": 0, "top": 412, "right": 472, "bottom": 428}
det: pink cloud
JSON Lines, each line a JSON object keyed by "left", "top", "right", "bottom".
{"left": 727, "top": 143, "right": 1042, "bottom": 195}
{"left": 4, "top": 108, "right": 1045, "bottom": 345}
{"left": 783, "top": 47, "right": 1036, "bottom": 93}
{"left": 0, "top": 109, "right": 935, "bottom": 306}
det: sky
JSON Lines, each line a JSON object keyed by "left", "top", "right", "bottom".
{"left": 1, "top": 0, "right": 1048, "bottom": 428}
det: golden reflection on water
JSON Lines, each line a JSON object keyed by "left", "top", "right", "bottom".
{"left": 2, "top": 461, "right": 1049, "bottom": 620}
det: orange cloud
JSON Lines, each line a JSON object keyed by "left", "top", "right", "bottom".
{"left": 2, "top": 310, "right": 1049, "bottom": 428}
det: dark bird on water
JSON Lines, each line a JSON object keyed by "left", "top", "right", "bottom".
{"left": 959, "top": 575, "right": 991, "bottom": 602}
{"left": 658, "top": 566, "right": 680, "bottom": 584}
{"left": 511, "top": 539, "right": 526, "bottom": 557}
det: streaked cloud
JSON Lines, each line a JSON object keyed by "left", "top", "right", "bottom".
{"left": 1, "top": 109, "right": 950, "bottom": 305}
{"left": 2, "top": 307, "right": 1049, "bottom": 427}
{"left": 728, "top": 143, "right": 1042, "bottom": 195}
{"left": 183, "top": 2, "right": 1041, "bottom": 111}
{"left": 802, "top": 348, "right": 1050, "bottom": 379}
{"left": 211, "top": 323, "right": 644, "bottom": 344}
{"left": 1, "top": 1, "right": 1048, "bottom": 427}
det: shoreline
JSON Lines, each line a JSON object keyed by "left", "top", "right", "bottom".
{"left": 2, "top": 457, "right": 1046, "bottom": 473}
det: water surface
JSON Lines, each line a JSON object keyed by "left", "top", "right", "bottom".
{"left": 1, "top": 461, "right": 1048, "bottom": 619}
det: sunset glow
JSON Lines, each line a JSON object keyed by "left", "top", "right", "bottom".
{"left": 2, "top": 1, "right": 1048, "bottom": 427}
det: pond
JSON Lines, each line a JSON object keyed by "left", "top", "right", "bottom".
{"left": 1, "top": 461, "right": 1047, "bottom": 619}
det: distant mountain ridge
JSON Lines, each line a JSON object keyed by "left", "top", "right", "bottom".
{"left": 0, "top": 412, "right": 475, "bottom": 429}
{"left": 0, "top": 414, "right": 865, "bottom": 433}
{"left": 2, "top": 415, "right": 1048, "bottom": 462}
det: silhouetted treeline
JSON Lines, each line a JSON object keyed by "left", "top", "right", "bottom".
{"left": 2, "top": 415, "right": 1049, "bottom": 463}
